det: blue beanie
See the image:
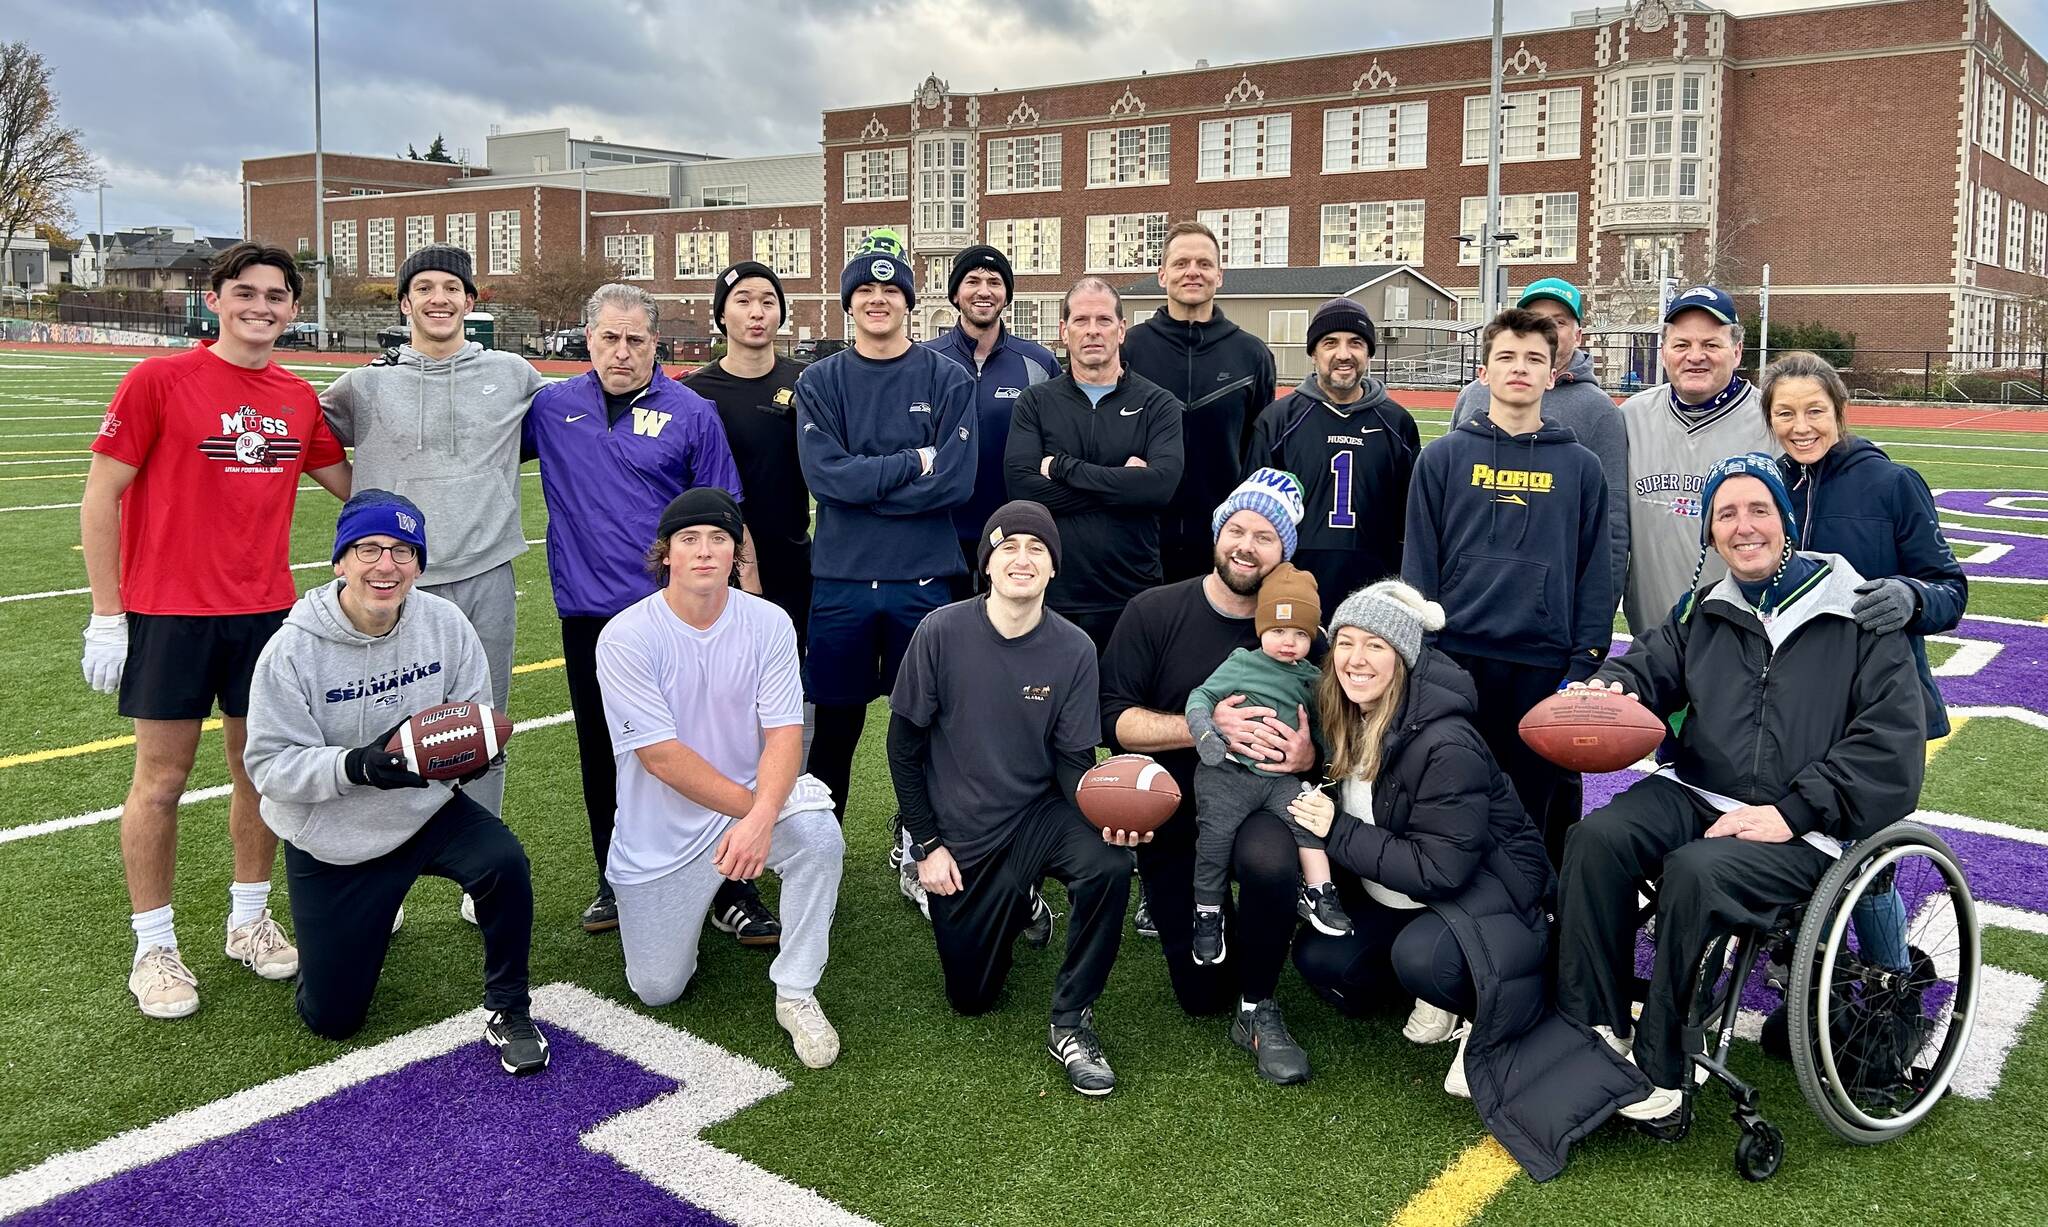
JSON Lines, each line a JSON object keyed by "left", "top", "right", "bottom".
{"left": 840, "top": 228, "right": 916, "bottom": 310}
{"left": 1212, "top": 467, "right": 1307, "bottom": 561}
{"left": 1699, "top": 452, "right": 1798, "bottom": 547}
{"left": 332, "top": 489, "right": 428, "bottom": 572}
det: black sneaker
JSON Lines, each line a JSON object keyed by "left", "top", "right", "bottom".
{"left": 485, "top": 1009, "right": 551, "bottom": 1077}
{"left": 1021, "top": 888, "right": 1053, "bottom": 949}
{"left": 1047, "top": 1012, "right": 1116, "bottom": 1097}
{"left": 710, "top": 894, "right": 782, "bottom": 948}
{"left": 1297, "top": 882, "right": 1354, "bottom": 937}
{"left": 1133, "top": 890, "right": 1159, "bottom": 939}
{"left": 1230, "top": 999, "right": 1310, "bottom": 1085}
{"left": 1191, "top": 909, "right": 1227, "bottom": 965}
{"left": 580, "top": 891, "right": 619, "bottom": 934}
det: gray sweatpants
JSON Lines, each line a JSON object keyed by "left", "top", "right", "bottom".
{"left": 614, "top": 808, "right": 845, "bottom": 1006}
{"left": 1193, "top": 762, "right": 1322, "bottom": 906}
{"left": 421, "top": 562, "right": 516, "bottom": 819}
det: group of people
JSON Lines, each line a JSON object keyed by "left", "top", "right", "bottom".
{"left": 78, "top": 216, "right": 1966, "bottom": 1180}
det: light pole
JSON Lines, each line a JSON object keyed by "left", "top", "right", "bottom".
{"left": 312, "top": 0, "right": 328, "bottom": 345}
{"left": 1479, "top": 0, "right": 1505, "bottom": 319}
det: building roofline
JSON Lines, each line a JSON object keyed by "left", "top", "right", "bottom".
{"left": 242, "top": 150, "right": 477, "bottom": 170}
{"left": 591, "top": 202, "right": 824, "bottom": 218}
{"left": 311, "top": 180, "right": 665, "bottom": 204}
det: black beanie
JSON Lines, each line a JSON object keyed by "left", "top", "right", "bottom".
{"left": 977, "top": 499, "right": 1061, "bottom": 577}
{"left": 711, "top": 261, "right": 786, "bottom": 334}
{"left": 947, "top": 245, "right": 1014, "bottom": 305}
{"left": 1306, "top": 296, "right": 1376, "bottom": 356}
{"left": 656, "top": 487, "right": 745, "bottom": 545}
{"left": 397, "top": 244, "right": 477, "bottom": 298}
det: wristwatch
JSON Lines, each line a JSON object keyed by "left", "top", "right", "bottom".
{"left": 907, "top": 836, "right": 942, "bottom": 863}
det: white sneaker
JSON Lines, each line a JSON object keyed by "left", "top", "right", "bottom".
{"left": 129, "top": 946, "right": 199, "bottom": 1020}
{"left": 1619, "top": 1081, "right": 1686, "bottom": 1121}
{"left": 1593, "top": 1024, "right": 1632, "bottom": 1058}
{"left": 775, "top": 994, "right": 841, "bottom": 1069}
{"left": 460, "top": 893, "right": 478, "bottom": 925}
{"left": 224, "top": 910, "right": 298, "bottom": 980}
{"left": 1403, "top": 999, "right": 1460, "bottom": 1045}
{"left": 391, "top": 904, "right": 405, "bottom": 935}
{"left": 899, "top": 860, "right": 931, "bottom": 920}
{"left": 1444, "top": 1024, "right": 1473, "bottom": 1099}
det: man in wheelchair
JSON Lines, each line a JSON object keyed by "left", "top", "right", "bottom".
{"left": 1555, "top": 453, "right": 1925, "bottom": 1136}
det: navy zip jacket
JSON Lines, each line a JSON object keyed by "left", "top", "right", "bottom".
{"left": 1004, "top": 367, "right": 1185, "bottom": 614}
{"left": 1776, "top": 437, "right": 1967, "bottom": 737}
{"left": 794, "top": 344, "right": 978, "bottom": 581}
{"left": 923, "top": 323, "right": 1059, "bottom": 542}
{"left": 1122, "top": 307, "right": 1276, "bottom": 569}
{"left": 1403, "top": 415, "right": 1613, "bottom": 678}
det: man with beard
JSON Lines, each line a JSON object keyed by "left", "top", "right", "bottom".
{"left": 1099, "top": 471, "right": 1321, "bottom": 1086}
{"left": 1249, "top": 298, "right": 1419, "bottom": 602}
{"left": 1124, "top": 222, "right": 1277, "bottom": 582}
{"left": 923, "top": 246, "right": 1058, "bottom": 597}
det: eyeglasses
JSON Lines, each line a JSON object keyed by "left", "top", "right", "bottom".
{"left": 350, "top": 542, "right": 418, "bottom": 565}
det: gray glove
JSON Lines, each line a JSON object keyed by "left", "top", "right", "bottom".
{"left": 1851, "top": 577, "right": 1916, "bottom": 635}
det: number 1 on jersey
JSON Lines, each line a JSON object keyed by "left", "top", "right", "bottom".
{"left": 1328, "top": 449, "right": 1356, "bottom": 529}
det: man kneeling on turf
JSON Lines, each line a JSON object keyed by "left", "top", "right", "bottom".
{"left": 244, "top": 490, "right": 548, "bottom": 1075}
{"left": 887, "top": 500, "right": 1133, "bottom": 1096}
{"left": 595, "top": 488, "right": 845, "bottom": 1069}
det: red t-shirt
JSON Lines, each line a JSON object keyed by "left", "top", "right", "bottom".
{"left": 91, "top": 344, "right": 345, "bottom": 615}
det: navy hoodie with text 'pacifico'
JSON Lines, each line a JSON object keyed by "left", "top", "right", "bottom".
{"left": 1402, "top": 415, "right": 1614, "bottom": 679}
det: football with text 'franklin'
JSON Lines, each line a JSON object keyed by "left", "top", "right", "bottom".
{"left": 1076, "top": 754, "right": 1182, "bottom": 834}
{"left": 1518, "top": 688, "right": 1664, "bottom": 774}
{"left": 386, "top": 702, "right": 513, "bottom": 781}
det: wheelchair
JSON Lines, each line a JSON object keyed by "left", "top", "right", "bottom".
{"left": 1642, "top": 820, "right": 1982, "bottom": 1181}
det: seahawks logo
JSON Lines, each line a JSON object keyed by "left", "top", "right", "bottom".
{"left": 871, "top": 259, "right": 896, "bottom": 283}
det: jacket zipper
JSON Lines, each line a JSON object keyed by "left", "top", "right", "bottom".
{"left": 1749, "top": 650, "right": 1772, "bottom": 792}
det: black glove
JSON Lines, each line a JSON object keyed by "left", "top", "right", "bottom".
{"left": 344, "top": 722, "right": 429, "bottom": 790}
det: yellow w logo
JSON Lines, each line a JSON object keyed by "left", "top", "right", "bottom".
{"left": 632, "top": 408, "right": 673, "bottom": 438}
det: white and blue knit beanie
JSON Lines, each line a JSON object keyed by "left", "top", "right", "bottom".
{"left": 1212, "top": 467, "right": 1306, "bottom": 560}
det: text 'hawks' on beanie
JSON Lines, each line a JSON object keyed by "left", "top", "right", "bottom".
{"left": 1212, "top": 467, "right": 1307, "bottom": 561}
{"left": 711, "top": 260, "right": 786, "bottom": 334}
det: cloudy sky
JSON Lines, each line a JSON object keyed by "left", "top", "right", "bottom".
{"left": 16, "top": 0, "right": 2048, "bottom": 238}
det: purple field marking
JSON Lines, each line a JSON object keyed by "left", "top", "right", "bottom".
{"left": 7, "top": 1030, "right": 733, "bottom": 1227}
{"left": 1930, "top": 617, "right": 2048, "bottom": 716}
{"left": 1935, "top": 490, "right": 2048, "bottom": 521}
{"left": 1946, "top": 530, "right": 2048, "bottom": 579}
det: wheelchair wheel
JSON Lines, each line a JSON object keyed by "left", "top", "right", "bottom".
{"left": 1734, "top": 1119, "right": 1784, "bottom": 1182}
{"left": 1786, "top": 822, "right": 1980, "bottom": 1144}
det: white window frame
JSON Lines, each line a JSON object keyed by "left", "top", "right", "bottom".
{"left": 753, "top": 228, "right": 811, "bottom": 278}
{"left": 675, "top": 231, "right": 730, "bottom": 279}
{"left": 1198, "top": 114, "right": 1292, "bottom": 181}
{"left": 488, "top": 209, "right": 521, "bottom": 276}
{"left": 1983, "top": 76, "right": 2007, "bottom": 158}
{"left": 985, "top": 217, "right": 1061, "bottom": 274}
{"left": 2009, "top": 200, "right": 2028, "bottom": 271}
{"left": 1322, "top": 102, "right": 1429, "bottom": 173}
{"left": 2002, "top": 300, "right": 2022, "bottom": 365}
{"left": 403, "top": 215, "right": 434, "bottom": 258}
{"left": 1008, "top": 294, "right": 1063, "bottom": 343}
{"left": 1609, "top": 70, "right": 1705, "bottom": 203}
{"left": 329, "top": 219, "right": 357, "bottom": 276}
{"left": 1459, "top": 193, "right": 1578, "bottom": 265}
{"left": 986, "top": 134, "right": 1062, "bottom": 193}
{"left": 1461, "top": 88, "right": 1582, "bottom": 164}
{"left": 1977, "top": 189, "right": 2002, "bottom": 264}
{"left": 2016, "top": 101, "right": 2033, "bottom": 175}
{"left": 1320, "top": 199, "right": 1424, "bottom": 265}
{"left": 843, "top": 148, "right": 910, "bottom": 202}
{"left": 604, "top": 232, "right": 655, "bottom": 280}
{"left": 700, "top": 185, "right": 748, "bottom": 207}
{"left": 916, "top": 136, "right": 972, "bottom": 234}
{"left": 1267, "top": 310, "right": 1309, "bottom": 346}
{"left": 1196, "top": 208, "right": 1289, "bottom": 267}
{"left": 2031, "top": 209, "right": 2046, "bottom": 276}
{"left": 1085, "top": 212, "right": 1168, "bottom": 272}
{"left": 2035, "top": 120, "right": 2048, "bottom": 183}
{"left": 1086, "top": 124, "right": 1171, "bottom": 188}
{"left": 365, "top": 217, "right": 395, "bottom": 277}
{"left": 444, "top": 213, "right": 476, "bottom": 259}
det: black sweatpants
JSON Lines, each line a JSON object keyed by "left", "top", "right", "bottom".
{"left": 926, "top": 794, "right": 1131, "bottom": 1027}
{"left": 1136, "top": 801, "right": 1300, "bottom": 1014}
{"left": 1446, "top": 651, "right": 1579, "bottom": 867}
{"left": 562, "top": 612, "right": 761, "bottom": 914}
{"left": 1556, "top": 775, "right": 1829, "bottom": 1088}
{"left": 1295, "top": 881, "right": 1476, "bottom": 1018}
{"left": 284, "top": 792, "right": 532, "bottom": 1040}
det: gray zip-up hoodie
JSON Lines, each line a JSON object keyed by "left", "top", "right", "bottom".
{"left": 319, "top": 343, "right": 545, "bottom": 584}
{"left": 244, "top": 581, "right": 492, "bottom": 866}
{"left": 1453, "top": 346, "right": 1630, "bottom": 593}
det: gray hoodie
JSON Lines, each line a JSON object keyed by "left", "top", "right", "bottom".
{"left": 319, "top": 342, "right": 545, "bottom": 584}
{"left": 1453, "top": 346, "right": 1630, "bottom": 592}
{"left": 244, "top": 581, "right": 492, "bottom": 866}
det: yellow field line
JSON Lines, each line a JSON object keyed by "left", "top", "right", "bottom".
{"left": 0, "top": 660, "right": 566, "bottom": 771}
{"left": 1387, "top": 1137, "right": 1521, "bottom": 1227}
{"left": 1925, "top": 714, "right": 1969, "bottom": 764}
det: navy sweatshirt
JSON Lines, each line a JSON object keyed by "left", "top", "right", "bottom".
{"left": 794, "top": 344, "right": 978, "bottom": 581}
{"left": 1402, "top": 415, "right": 1613, "bottom": 679}
{"left": 922, "top": 323, "right": 1059, "bottom": 542}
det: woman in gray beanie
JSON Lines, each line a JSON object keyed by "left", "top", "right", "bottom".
{"left": 1286, "top": 579, "right": 1646, "bottom": 1182}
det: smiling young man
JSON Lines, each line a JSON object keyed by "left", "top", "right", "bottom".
{"left": 243, "top": 489, "right": 547, "bottom": 1075}
{"left": 1619, "top": 286, "right": 1774, "bottom": 635}
{"left": 1249, "top": 297, "right": 1420, "bottom": 603}
{"left": 795, "top": 231, "right": 977, "bottom": 826}
{"left": 1123, "top": 221, "right": 1277, "bottom": 583}
{"left": 1403, "top": 308, "right": 1612, "bottom": 865}
{"left": 923, "top": 246, "right": 1059, "bottom": 598}
{"left": 319, "top": 245, "right": 545, "bottom": 840}
{"left": 887, "top": 500, "right": 1131, "bottom": 1095}
{"left": 81, "top": 241, "right": 351, "bottom": 1020}
{"left": 1003, "top": 276, "right": 1184, "bottom": 654}
{"left": 525, "top": 284, "right": 750, "bottom": 935}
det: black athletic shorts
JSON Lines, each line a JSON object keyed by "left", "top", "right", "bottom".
{"left": 118, "top": 610, "right": 289, "bottom": 721}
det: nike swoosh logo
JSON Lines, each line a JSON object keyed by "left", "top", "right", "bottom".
{"left": 566, "top": 414, "right": 588, "bottom": 423}
{"left": 1119, "top": 406, "right": 1143, "bottom": 416}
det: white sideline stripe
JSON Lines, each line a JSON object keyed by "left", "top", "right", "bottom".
{"left": 0, "top": 415, "right": 107, "bottom": 421}
{"left": 1969, "top": 576, "right": 2048, "bottom": 586}
{"left": 1944, "top": 705, "right": 2048, "bottom": 732}
{"left": 1940, "top": 520, "right": 2048, "bottom": 541}
{"left": 1873, "top": 438, "right": 2048, "bottom": 454}
{"left": 1917, "top": 809, "right": 2048, "bottom": 848}
{"left": 0, "top": 501, "right": 85, "bottom": 513}
{"left": 0, "top": 458, "right": 90, "bottom": 467}
{"left": 0, "top": 981, "right": 877, "bottom": 1226}
{"left": 1981, "top": 902, "right": 2048, "bottom": 935}
{"left": 0, "top": 532, "right": 547, "bottom": 599}
{"left": 0, "top": 711, "right": 574, "bottom": 847}
{"left": 0, "top": 431, "right": 98, "bottom": 438}
{"left": 1950, "top": 966, "right": 2043, "bottom": 1100}
{"left": 0, "top": 471, "right": 542, "bottom": 519}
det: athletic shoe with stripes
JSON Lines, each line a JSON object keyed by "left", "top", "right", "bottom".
{"left": 1047, "top": 1012, "right": 1116, "bottom": 1097}
{"left": 485, "top": 1009, "right": 551, "bottom": 1076}
{"left": 711, "top": 895, "right": 782, "bottom": 947}
{"left": 1021, "top": 888, "right": 1053, "bottom": 949}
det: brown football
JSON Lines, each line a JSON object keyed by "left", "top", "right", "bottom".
{"left": 1076, "top": 754, "right": 1182, "bottom": 834}
{"left": 1518, "top": 688, "right": 1665, "bottom": 774}
{"left": 387, "top": 702, "right": 514, "bottom": 781}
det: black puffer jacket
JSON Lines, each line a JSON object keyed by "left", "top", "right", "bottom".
{"left": 1325, "top": 649, "right": 1646, "bottom": 1182}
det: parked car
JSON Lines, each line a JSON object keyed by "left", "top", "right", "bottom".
{"left": 376, "top": 324, "right": 408, "bottom": 349}
{"left": 794, "top": 338, "right": 846, "bottom": 363}
{"left": 275, "top": 322, "right": 322, "bottom": 349}
{"left": 544, "top": 329, "right": 673, "bottom": 363}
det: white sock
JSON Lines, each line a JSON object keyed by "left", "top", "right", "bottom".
{"left": 132, "top": 905, "right": 177, "bottom": 964}
{"left": 1195, "top": 902, "right": 1222, "bottom": 915}
{"left": 227, "top": 880, "right": 272, "bottom": 930}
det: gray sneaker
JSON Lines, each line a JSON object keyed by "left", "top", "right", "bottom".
{"left": 1297, "top": 882, "right": 1354, "bottom": 937}
{"left": 1021, "top": 888, "right": 1053, "bottom": 949}
{"left": 1230, "top": 999, "right": 1310, "bottom": 1085}
{"left": 1047, "top": 1012, "right": 1116, "bottom": 1097}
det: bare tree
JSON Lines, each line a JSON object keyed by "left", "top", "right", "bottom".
{"left": 0, "top": 42, "right": 96, "bottom": 281}
{"left": 499, "top": 250, "right": 628, "bottom": 334}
